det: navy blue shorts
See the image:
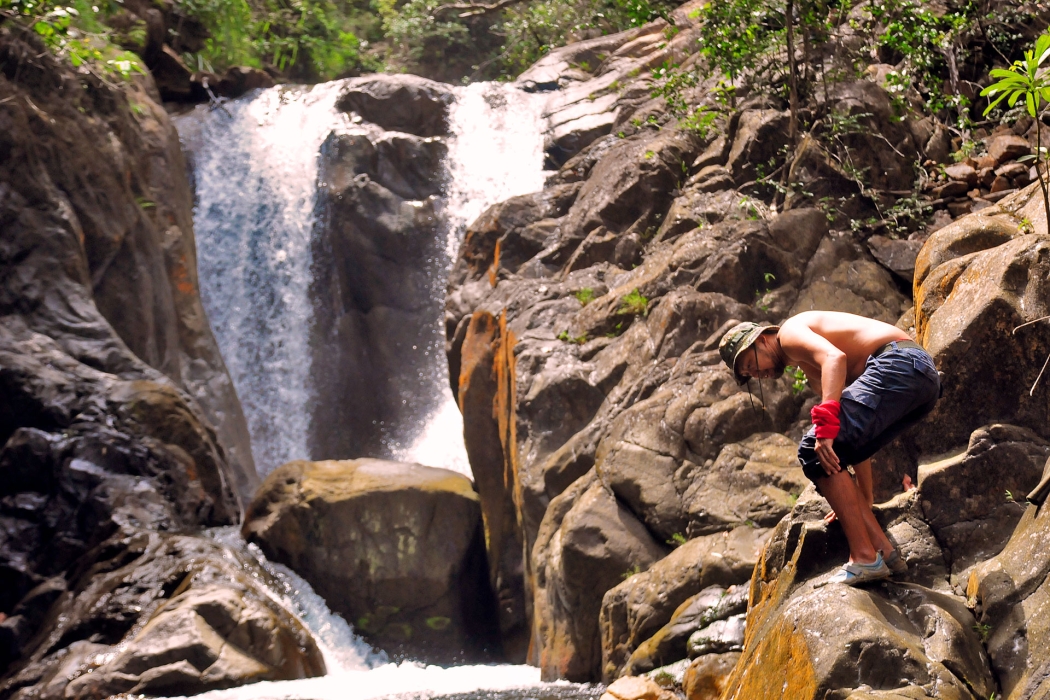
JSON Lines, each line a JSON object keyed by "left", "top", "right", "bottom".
{"left": 798, "top": 341, "right": 941, "bottom": 483}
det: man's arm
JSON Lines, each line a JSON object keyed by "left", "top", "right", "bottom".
{"left": 781, "top": 324, "right": 848, "bottom": 401}
{"left": 781, "top": 322, "right": 848, "bottom": 475}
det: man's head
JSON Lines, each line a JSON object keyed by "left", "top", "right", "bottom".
{"left": 718, "top": 321, "right": 782, "bottom": 384}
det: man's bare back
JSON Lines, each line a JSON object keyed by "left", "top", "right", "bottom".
{"left": 779, "top": 311, "right": 911, "bottom": 394}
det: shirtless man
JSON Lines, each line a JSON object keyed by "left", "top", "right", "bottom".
{"left": 718, "top": 311, "right": 941, "bottom": 585}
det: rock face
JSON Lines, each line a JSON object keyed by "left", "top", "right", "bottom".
{"left": 309, "top": 76, "right": 454, "bottom": 460}
{"left": 1, "top": 26, "right": 323, "bottom": 698}
{"left": 718, "top": 422, "right": 1047, "bottom": 698}
{"left": 444, "top": 12, "right": 921, "bottom": 681}
{"left": 0, "top": 24, "right": 257, "bottom": 506}
{"left": 242, "top": 458, "right": 499, "bottom": 662}
{"left": 444, "top": 9, "right": 1050, "bottom": 692}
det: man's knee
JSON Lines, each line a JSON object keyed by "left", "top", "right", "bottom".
{"left": 797, "top": 433, "right": 826, "bottom": 483}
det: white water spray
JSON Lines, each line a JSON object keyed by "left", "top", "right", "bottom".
{"left": 176, "top": 84, "right": 349, "bottom": 475}
{"left": 390, "top": 82, "right": 549, "bottom": 476}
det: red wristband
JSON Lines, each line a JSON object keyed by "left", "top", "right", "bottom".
{"left": 811, "top": 400, "right": 841, "bottom": 440}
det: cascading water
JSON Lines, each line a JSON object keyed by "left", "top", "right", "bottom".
{"left": 176, "top": 84, "right": 349, "bottom": 475}
{"left": 389, "top": 81, "right": 549, "bottom": 472}
{"left": 153, "top": 530, "right": 599, "bottom": 700}
{"left": 173, "top": 79, "right": 590, "bottom": 698}
{"left": 178, "top": 78, "right": 548, "bottom": 479}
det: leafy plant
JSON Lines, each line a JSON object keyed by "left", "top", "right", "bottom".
{"left": 666, "top": 532, "right": 687, "bottom": 546}
{"left": 618, "top": 289, "right": 649, "bottom": 317}
{"left": 785, "top": 365, "right": 809, "bottom": 394}
{"left": 974, "top": 621, "right": 992, "bottom": 642}
{"left": 574, "top": 288, "right": 596, "bottom": 306}
{"left": 557, "top": 330, "right": 588, "bottom": 344}
{"left": 621, "top": 564, "right": 643, "bottom": 579}
{"left": 982, "top": 30, "right": 1050, "bottom": 229}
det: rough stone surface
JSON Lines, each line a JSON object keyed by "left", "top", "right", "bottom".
{"left": 600, "top": 528, "right": 768, "bottom": 681}
{"left": 310, "top": 112, "right": 450, "bottom": 460}
{"left": 242, "top": 458, "right": 499, "bottom": 662}
{"left": 0, "top": 25, "right": 257, "bottom": 506}
{"left": 336, "top": 75, "right": 455, "bottom": 137}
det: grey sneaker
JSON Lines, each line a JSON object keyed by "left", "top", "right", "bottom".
{"left": 824, "top": 553, "right": 892, "bottom": 587}
{"left": 882, "top": 549, "right": 908, "bottom": 574}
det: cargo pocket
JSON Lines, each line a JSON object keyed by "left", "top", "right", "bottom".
{"left": 838, "top": 386, "right": 881, "bottom": 446}
{"left": 912, "top": 353, "right": 939, "bottom": 383}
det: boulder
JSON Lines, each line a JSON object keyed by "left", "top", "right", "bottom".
{"left": 866, "top": 234, "right": 924, "bottom": 283}
{"left": 336, "top": 75, "right": 455, "bottom": 137}
{"left": 624, "top": 586, "right": 748, "bottom": 676}
{"left": 309, "top": 129, "right": 448, "bottom": 460}
{"left": 912, "top": 187, "right": 1050, "bottom": 452}
{"left": 532, "top": 472, "right": 669, "bottom": 681}
{"left": 987, "top": 133, "right": 1031, "bottom": 164}
{"left": 683, "top": 652, "right": 740, "bottom": 700}
{"left": 1, "top": 529, "right": 325, "bottom": 699}
{"left": 242, "top": 458, "right": 499, "bottom": 662}
{"left": 601, "top": 529, "right": 768, "bottom": 680}
{"left": 969, "top": 472, "right": 1050, "bottom": 699}
{"left": 686, "top": 614, "right": 745, "bottom": 657}
{"left": 599, "top": 674, "right": 678, "bottom": 700}
{"left": 0, "top": 28, "right": 257, "bottom": 504}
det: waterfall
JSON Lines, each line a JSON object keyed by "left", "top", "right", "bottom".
{"left": 178, "top": 78, "right": 547, "bottom": 480}
{"left": 389, "top": 82, "right": 549, "bottom": 474}
{"left": 176, "top": 84, "right": 349, "bottom": 474}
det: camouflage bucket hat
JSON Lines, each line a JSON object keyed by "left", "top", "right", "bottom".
{"left": 718, "top": 322, "right": 779, "bottom": 384}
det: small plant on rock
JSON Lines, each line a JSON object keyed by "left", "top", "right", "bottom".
{"left": 618, "top": 289, "right": 650, "bottom": 317}
{"left": 573, "top": 288, "right": 596, "bottom": 306}
{"left": 666, "top": 532, "right": 687, "bottom": 547}
{"left": 982, "top": 30, "right": 1050, "bottom": 229}
{"left": 557, "top": 330, "right": 588, "bottom": 345}
{"left": 785, "top": 366, "right": 809, "bottom": 395}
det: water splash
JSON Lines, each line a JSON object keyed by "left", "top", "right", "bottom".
{"left": 176, "top": 83, "right": 349, "bottom": 475}
{"left": 389, "top": 82, "right": 549, "bottom": 477}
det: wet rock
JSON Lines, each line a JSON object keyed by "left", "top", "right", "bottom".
{"left": 336, "top": 75, "right": 455, "bottom": 137}
{"left": 686, "top": 614, "right": 745, "bottom": 657}
{"left": 4, "top": 533, "right": 324, "bottom": 699}
{"left": 624, "top": 586, "right": 748, "bottom": 676}
{"left": 242, "top": 458, "right": 499, "bottom": 663}
{"left": 0, "top": 27, "right": 257, "bottom": 504}
{"left": 310, "top": 128, "right": 447, "bottom": 460}
{"left": 601, "top": 530, "right": 767, "bottom": 680}
{"left": 214, "top": 66, "right": 275, "bottom": 98}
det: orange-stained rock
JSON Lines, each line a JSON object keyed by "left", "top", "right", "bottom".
{"left": 682, "top": 652, "right": 740, "bottom": 700}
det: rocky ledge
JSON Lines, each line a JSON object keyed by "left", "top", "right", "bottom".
{"left": 443, "top": 6, "right": 1050, "bottom": 698}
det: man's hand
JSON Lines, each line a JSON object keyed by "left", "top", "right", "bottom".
{"left": 816, "top": 437, "right": 841, "bottom": 475}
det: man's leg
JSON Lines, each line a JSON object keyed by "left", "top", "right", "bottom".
{"left": 815, "top": 470, "right": 879, "bottom": 564}
{"left": 853, "top": 458, "right": 874, "bottom": 507}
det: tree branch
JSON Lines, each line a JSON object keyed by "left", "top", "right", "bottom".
{"left": 432, "top": 0, "right": 530, "bottom": 19}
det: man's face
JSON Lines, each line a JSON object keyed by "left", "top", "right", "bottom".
{"left": 735, "top": 335, "right": 783, "bottom": 380}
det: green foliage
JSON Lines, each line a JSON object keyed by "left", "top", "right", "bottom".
{"left": 618, "top": 288, "right": 649, "bottom": 317}
{"left": 557, "top": 329, "right": 588, "bottom": 344}
{"left": 784, "top": 365, "right": 808, "bottom": 394}
{"left": 181, "top": 0, "right": 378, "bottom": 80}
{"left": 974, "top": 622, "right": 992, "bottom": 642}
{"left": 1, "top": 0, "right": 144, "bottom": 79}
{"left": 666, "top": 532, "right": 687, "bottom": 546}
{"left": 573, "top": 287, "right": 596, "bottom": 306}
{"left": 621, "top": 564, "right": 643, "bottom": 579}
{"left": 868, "top": 0, "right": 976, "bottom": 122}
{"left": 983, "top": 29, "right": 1050, "bottom": 229}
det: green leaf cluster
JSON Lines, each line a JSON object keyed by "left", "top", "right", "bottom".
{"left": 982, "top": 29, "right": 1050, "bottom": 230}
{"left": 2, "top": 0, "right": 144, "bottom": 79}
